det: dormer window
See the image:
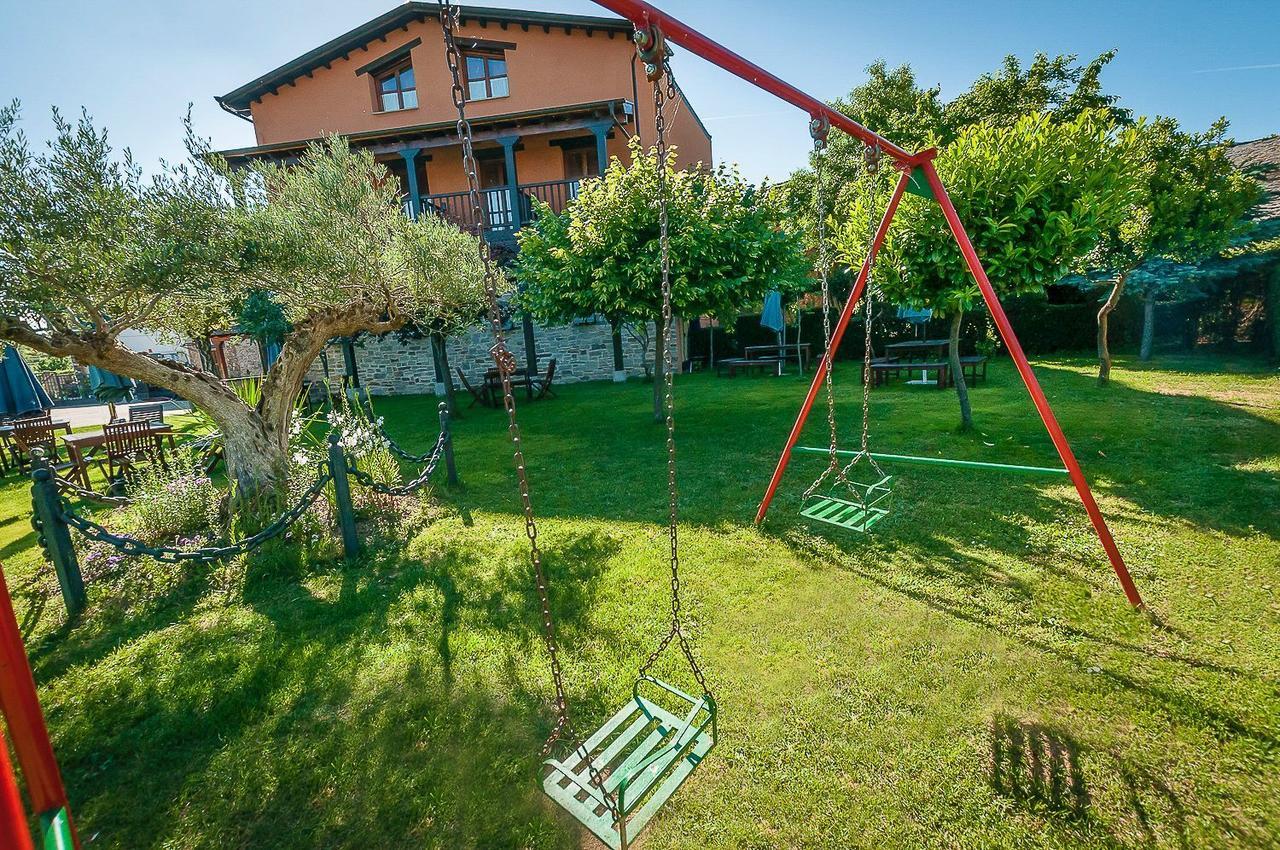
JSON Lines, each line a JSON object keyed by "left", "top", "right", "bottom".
{"left": 377, "top": 62, "right": 417, "bottom": 112}
{"left": 465, "top": 52, "right": 509, "bottom": 101}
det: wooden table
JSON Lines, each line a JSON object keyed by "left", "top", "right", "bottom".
{"left": 62, "top": 422, "right": 175, "bottom": 488}
{"left": 716, "top": 357, "right": 783, "bottom": 378}
{"left": 744, "top": 343, "right": 812, "bottom": 374}
{"left": 884, "top": 339, "right": 951, "bottom": 385}
{"left": 484, "top": 368, "right": 536, "bottom": 401}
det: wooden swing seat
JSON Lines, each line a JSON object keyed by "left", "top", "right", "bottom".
{"left": 801, "top": 474, "right": 892, "bottom": 532}
{"left": 542, "top": 676, "right": 716, "bottom": 850}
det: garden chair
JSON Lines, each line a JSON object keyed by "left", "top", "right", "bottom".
{"left": 456, "top": 367, "right": 492, "bottom": 408}
{"left": 533, "top": 358, "right": 558, "bottom": 400}
{"left": 92, "top": 421, "right": 165, "bottom": 487}
{"left": 127, "top": 403, "right": 166, "bottom": 425}
{"left": 10, "top": 421, "right": 75, "bottom": 477}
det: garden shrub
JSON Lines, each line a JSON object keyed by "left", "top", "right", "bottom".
{"left": 126, "top": 453, "right": 220, "bottom": 543}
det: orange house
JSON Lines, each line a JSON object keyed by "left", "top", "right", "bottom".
{"left": 215, "top": 2, "right": 712, "bottom": 245}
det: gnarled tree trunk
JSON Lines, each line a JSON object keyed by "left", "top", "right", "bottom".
{"left": 1096, "top": 273, "right": 1127, "bottom": 386}
{"left": 0, "top": 320, "right": 286, "bottom": 496}
{"left": 1139, "top": 289, "right": 1156, "bottom": 362}
{"left": 948, "top": 311, "right": 973, "bottom": 431}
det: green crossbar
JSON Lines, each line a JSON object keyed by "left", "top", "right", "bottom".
{"left": 41, "top": 807, "right": 74, "bottom": 850}
{"left": 542, "top": 685, "right": 715, "bottom": 850}
{"left": 793, "top": 445, "right": 1069, "bottom": 476}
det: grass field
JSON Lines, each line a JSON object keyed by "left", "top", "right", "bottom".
{"left": 2, "top": 353, "right": 1277, "bottom": 849}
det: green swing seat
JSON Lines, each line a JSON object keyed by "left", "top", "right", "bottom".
{"left": 542, "top": 676, "right": 717, "bottom": 850}
{"left": 801, "top": 470, "right": 893, "bottom": 533}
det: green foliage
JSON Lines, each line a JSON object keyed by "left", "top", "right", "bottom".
{"left": 1086, "top": 117, "right": 1260, "bottom": 299}
{"left": 837, "top": 110, "right": 1143, "bottom": 315}
{"left": 16, "top": 344, "right": 71, "bottom": 373}
{"left": 236, "top": 289, "right": 289, "bottom": 347}
{"left": 126, "top": 452, "right": 220, "bottom": 543}
{"left": 515, "top": 138, "right": 809, "bottom": 327}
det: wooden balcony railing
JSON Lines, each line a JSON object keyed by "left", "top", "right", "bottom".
{"left": 416, "top": 178, "right": 584, "bottom": 242}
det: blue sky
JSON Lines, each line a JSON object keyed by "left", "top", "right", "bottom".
{"left": 1, "top": 0, "right": 1277, "bottom": 184}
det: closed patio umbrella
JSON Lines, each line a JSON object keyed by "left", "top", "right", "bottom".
{"left": 0, "top": 346, "right": 53, "bottom": 418}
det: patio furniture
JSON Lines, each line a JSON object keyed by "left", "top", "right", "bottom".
{"left": 127, "top": 403, "right": 166, "bottom": 425}
{"left": 884, "top": 339, "right": 951, "bottom": 385}
{"left": 485, "top": 366, "right": 536, "bottom": 400}
{"left": 10, "top": 421, "right": 75, "bottom": 477}
{"left": 456, "top": 368, "right": 492, "bottom": 408}
{"left": 532, "top": 358, "right": 558, "bottom": 400}
{"left": 91, "top": 421, "right": 167, "bottom": 487}
{"left": 63, "top": 421, "right": 174, "bottom": 488}
{"left": 744, "top": 343, "right": 812, "bottom": 374}
{"left": 865, "top": 359, "right": 949, "bottom": 389}
{"left": 716, "top": 357, "right": 781, "bottom": 377}
{"left": 958, "top": 355, "right": 988, "bottom": 385}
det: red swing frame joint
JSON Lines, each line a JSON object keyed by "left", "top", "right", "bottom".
{"left": 589, "top": 0, "right": 1144, "bottom": 609}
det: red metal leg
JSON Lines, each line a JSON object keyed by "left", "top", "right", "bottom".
{"left": 920, "top": 162, "right": 1144, "bottom": 608}
{"left": 755, "top": 170, "right": 911, "bottom": 524}
{"left": 0, "top": 727, "right": 35, "bottom": 850}
{"left": 0, "top": 564, "right": 80, "bottom": 847}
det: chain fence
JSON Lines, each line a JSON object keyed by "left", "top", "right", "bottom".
{"left": 347, "top": 432, "right": 446, "bottom": 497}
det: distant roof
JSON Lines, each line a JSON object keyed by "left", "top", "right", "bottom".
{"left": 1227, "top": 135, "right": 1280, "bottom": 222}
{"left": 216, "top": 2, "right": 632, "bottom": 116}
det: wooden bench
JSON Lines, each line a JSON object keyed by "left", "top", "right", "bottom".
{"left": 959, "top": 355, "right": 988, "bottom": 385}
{"left": 716, "top": 357, "right": 781, "bottom": 377}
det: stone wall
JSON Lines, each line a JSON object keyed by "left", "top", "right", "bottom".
{"left": 304, "top": 319, "right": 655, "bottom": 396}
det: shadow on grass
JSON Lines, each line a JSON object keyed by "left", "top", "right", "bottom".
{"left": 989, "top": 714, "right": 1090, "bottom": 819}
{"left": 48, "top": 523, "right": 622, "bottom": 848}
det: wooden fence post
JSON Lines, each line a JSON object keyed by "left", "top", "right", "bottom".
{"left": 29, "top": 454, "right": 84, "bottom": 616}
{"left": 327, "top": 432, "right": 361, "bottom": 560}
{"left": 438, "top": 402, "right": 459, "bottom": 486}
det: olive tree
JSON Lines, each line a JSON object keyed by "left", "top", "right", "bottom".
{"left": 837, "top": 109, "right": 1143, "bottom": 428}
{"left": 0, "top": 103, "right": 486, "bottom": 497}
{"left": 515, "top": 139, "right": 809, "bottom": 420}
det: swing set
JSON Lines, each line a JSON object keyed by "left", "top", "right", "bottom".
{"left": 449, "top": 0, "right": 1143, "bottom": 844}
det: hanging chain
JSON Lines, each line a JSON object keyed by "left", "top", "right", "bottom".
{"left": 634, "top": 48, "right": 711, "bottom": 702}
{"left": 859, "top": 146, "right": 881, "bottom": 458}
{"left": 802, "top": 118, "right": 841, "bottom": 503}
{"left": 436, "top": 1, "right": 588, "bottom": 771}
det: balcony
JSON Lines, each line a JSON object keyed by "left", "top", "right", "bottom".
{"left": 414, "top": 178, "right": 583, "bottom": 245}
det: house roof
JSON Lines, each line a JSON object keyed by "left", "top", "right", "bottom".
{"left": 1227, "top": 135, "right": 1280, "bottom": 222}
{"left": 216, "top": 2, "right": 633, "bottom": 116}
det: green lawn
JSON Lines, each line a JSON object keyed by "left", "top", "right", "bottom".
{"left": 3, "top": 353, "right": 1278, "bottom": 849}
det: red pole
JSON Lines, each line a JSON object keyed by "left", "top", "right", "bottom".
{"left": 755, "top": 168, "right": 912, "bottom": 524}
{"left": 588, "top": 0, "right": 914, "bottom": 163}
{"left": 0, "top": 727, "right": 36, "bottom": 850}
{"left": 0, "top": 564, "right": 79, "bottom": 847}
{"left": 919, "top": 163, "right": 1144, "bottom": 608}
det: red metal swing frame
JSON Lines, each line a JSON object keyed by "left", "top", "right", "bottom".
{"left": 0, "top": 563, "right": 80, "bottom": 849}
{"left": 589, "top": 0, "right": 1143, "bottom": 608}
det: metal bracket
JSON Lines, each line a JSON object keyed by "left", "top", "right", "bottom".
{"left": 633, "top": 22, "right": 667, "bottom": 82}
{"left": 808, "top": 114, "right": 830, "bottom": 149}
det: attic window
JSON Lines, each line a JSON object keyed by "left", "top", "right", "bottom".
{"left": 376, "top": 61, "right": 417, "bottom": 112}
{"left": 465, "top": 51, "right": 509, "bottom": 101}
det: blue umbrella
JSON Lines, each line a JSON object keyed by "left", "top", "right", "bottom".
{"left": 760, "top": 291, "right": 786, "bottom": 335}
{"left": 0, "top": 345, "right": 53, "bottom": 417}
{"left": 896, "top": 305, "right": 933, "bottom": 325}
{"left": 87, "top": 365, "right": 137, "bottom": 400}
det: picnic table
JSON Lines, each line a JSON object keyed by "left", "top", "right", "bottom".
{"left": 484, "top": 367, "right": 535, "bottom": 400}
{"left": 884, "top": 338, "right": 951, "bottom": 385}
{"left": 62, "top": 421, "right": 175, "bottom": 488}
{"left": 716, "top": 357, "right": 782, "bottom": 378}
{"left": 743, "top": 343, "right": 812, "bottom": 374}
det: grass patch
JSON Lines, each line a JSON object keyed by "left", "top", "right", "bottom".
{"left": 3, "top": 353, "right": 1278, "bottom": 848}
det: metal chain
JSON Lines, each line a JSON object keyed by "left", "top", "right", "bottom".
{"left": 59, "top": 467, "right": 333, "bottom": 564}
{"left": 635, "top": 57, "right": 712, "bottom": 704}
{"left": 346, "top": 433, "right": 446, "bottom": 496}
{"left": 383, "top": 431, "right": 444, "bottom": 464}
{"left": 801, "top": 124, "right": 841, "bottom": 503}
{"left": 52, "top": 474, "right": 132, "bottom": 507}
{"left": 436, "top": 2, "right": 598, "bottom": 803}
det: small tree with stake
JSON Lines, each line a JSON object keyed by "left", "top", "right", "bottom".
{"left": 839, "top": 109, "right": 1143, "bottom": 429}
{"left": 0, "top": 103, "right": 486, "bottom": 502}
{"left": 515, "top": 139, "right": 809, "bottom": 421}
{"left": 1084, "top": 117, "right": 1258, "bottom": 382}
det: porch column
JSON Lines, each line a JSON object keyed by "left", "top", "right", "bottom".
{"left": 496, "top": 134, "right": 521, "bottom": 230}
{"left": 585, "top": 119, "right": 612, "bottom": 175}
{"left": 400, "top": 148, "right": 422, "bottom": 219}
